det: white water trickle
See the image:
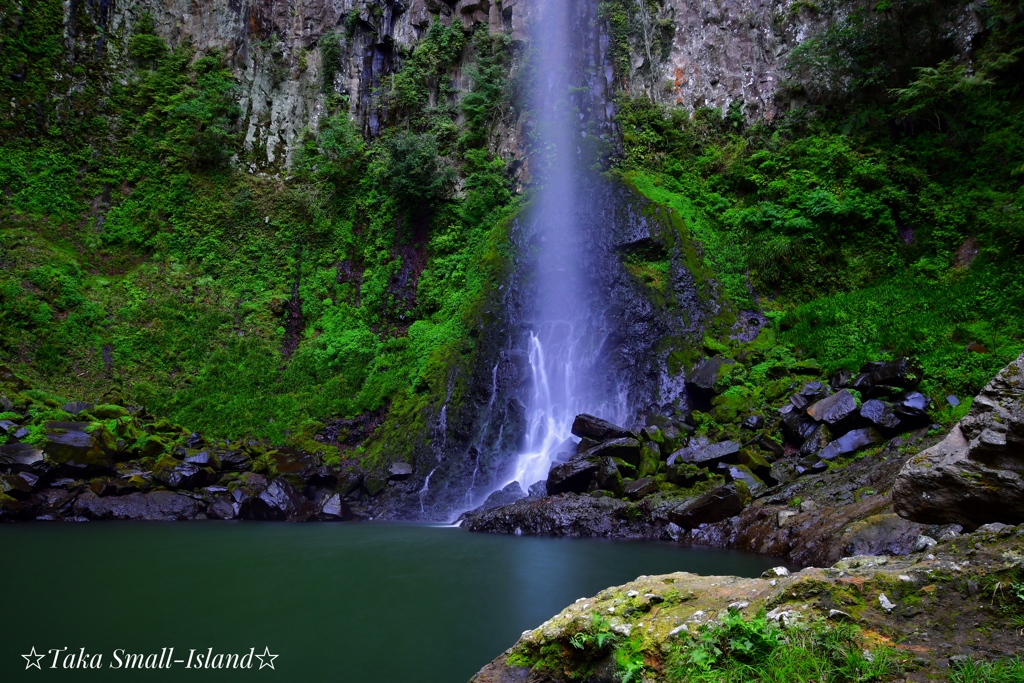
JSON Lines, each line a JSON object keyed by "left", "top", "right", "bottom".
{"left": 419, "top": 467, "right": 439, "bottom": 514}
{"left": 503, "top": 0, "right": 628, "bottom": 492}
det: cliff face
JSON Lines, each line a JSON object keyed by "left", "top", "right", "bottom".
{"left": 64, "top": 0, "right": 986, "bottom": 166}
{"left": 620, "top": 0, "right": 985, "bottom": 121}
{"left": 94, "top": 0, "right": 529, "bottom": 167}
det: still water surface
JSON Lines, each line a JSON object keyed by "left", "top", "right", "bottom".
{"left": 1, "top": 523, "right": 777, "bottom": 682}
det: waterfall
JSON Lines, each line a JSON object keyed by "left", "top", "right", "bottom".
{"left": 504, "top": 0, "right": 628, "bottom": 490}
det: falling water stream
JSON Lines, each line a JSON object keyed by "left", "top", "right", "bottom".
{"left": 506, "top": 0, "right": 627, "bottom": 490}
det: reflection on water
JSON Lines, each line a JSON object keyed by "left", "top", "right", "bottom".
{"left": 0, "top": 523, "right": 776, "bottom": 682}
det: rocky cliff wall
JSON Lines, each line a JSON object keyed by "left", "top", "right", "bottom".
{"left": 622, "top": 0, "right": 985, "bottom": 122}
{"left": 92, "top": 0, "right": 528, "bottom": 167}
{"left": 59, "top": 0, "right": 987, "bottom": 166}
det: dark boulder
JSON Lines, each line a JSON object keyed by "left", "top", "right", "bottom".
{"left": 217, "top": 450, "right": 250, "bottom": 471}
{"left": 624, "top": 477, "right": 658, "bottom": 501}
{"left": 667, "top": 439, "right": 740, "bottom": 468}
{"left": 30, "top": 488, "right": 78, "bottom": 518}
{"left": 462, "top": 494, "right": 655, "bottom": 538}
{"left": 1, "top": 472, "right": 35, "bottom": 499}
{"left": 183, "top": 450, "right": 218, "bottom": 467}
{"left": 207, "top": 493, "right": 237, "bottom": 520}
{"left": 860, "top": 399, "right": 901, "bottom": 430}
{"left": 799, "top": 424, "right": 832, "bottom": 457}
{"left": 686, "top": 356, "right": 734, "bottom": 392}
{"left": 717, "top": 464, "right": 767, "bottom": 496}
{"left": 892, "top": 392, "right": 931, "bottom": 428}
{"left": 858, "top": 357, "right": 922, "bottom": 390}
{"left": 246, "top": 478, "right": 314, "bottom": 521}
{"left": 665, "top": 462, "right": 708, "bottom": 487}
{"left": 779, "top": 404, "right": 818, "bottom": 444}
{"left": 667, "top": 483, "right": 751, "bottom": 530}
{"left": 154, "top": 462, "right": 212, "bottom": 490}
{"left": 476, "top": 482, "right": 528, "bottom": 513}
{"left": 546, "top": 458, "right": 600, "bottom": 495}
{"left": 818, "top": 428, "right": 883, "bottom": 461}
{"left": 0, "top": 443, "right": 46, "bottom": 471}
{"left": 571, "top": 414, "right": 632, "bottom": 441}
{"left": 749, "top": 433, "right": 785, "bottom": 459}
{"left": 594, "top": 457, "right": 624, "bottom": 497}
{"left": 830, "top": 370, "right": 855, "bottom": 391}
{"left": 737, "top": 449, "right": 773, "bottom": 481}
{"left": 588, "top": 437, "right": 643, "bottom": 467}
{"left": 73, "top": 490, "right": 206, "bottom": 520}
{"left": 806, "top": 390, "right": 859, "bottom": 426}
{"left": 742, "top": 415, "right": 764, "bottom": 430}
{"left": 42, "top": 424, "right": 113, "bottom": 471}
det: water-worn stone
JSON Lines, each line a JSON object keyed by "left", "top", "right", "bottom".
{"left": 570, "top": 414, "right": 632, "bottom": 441}
{"left": 667, "top": 483, "right": 751, "bottom": 530}
{"left": 893, "top": 352, "right": 1024, "bottom": 527}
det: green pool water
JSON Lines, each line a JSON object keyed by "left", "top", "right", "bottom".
{"left": 0, "top": 522, "right": 777, "bottom": 682}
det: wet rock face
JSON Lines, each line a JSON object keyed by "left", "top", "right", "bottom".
{"left": 893, "top": 352, "right": 1024, "bottom": 528}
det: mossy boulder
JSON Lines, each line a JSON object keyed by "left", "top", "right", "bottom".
{"left": 92, "top": 404, "right": 129, "bottom": 419}
{"left": 42, "top": 423, "right": 113, "bottom": 470}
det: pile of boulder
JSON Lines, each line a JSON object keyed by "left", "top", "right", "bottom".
{"left": 464, "top": 356, "right": 940, "bottom": 537}
{"left": 768, "top": 357, "right": 933, "bottom": 481}
{"left": 0, "top": 372, "right": 394, "bottom": 521}
{"left": 548, "top": 357, "right": 934, "bottom": 505}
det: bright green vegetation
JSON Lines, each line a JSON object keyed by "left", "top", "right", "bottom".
{"left": 664, "top": 610, "right": 897, "bottom": 682}
{"left": 513, "top": 608, "right": 898, "bottom": 682}
{"left": 950, "top": 657, "right": 1024, "bottom": 683}
{"left": 0, "top": 3, "right": 516, "bottom": 463}
{"left": 614, "top": 0, "right": 1024, "bottom": 400}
